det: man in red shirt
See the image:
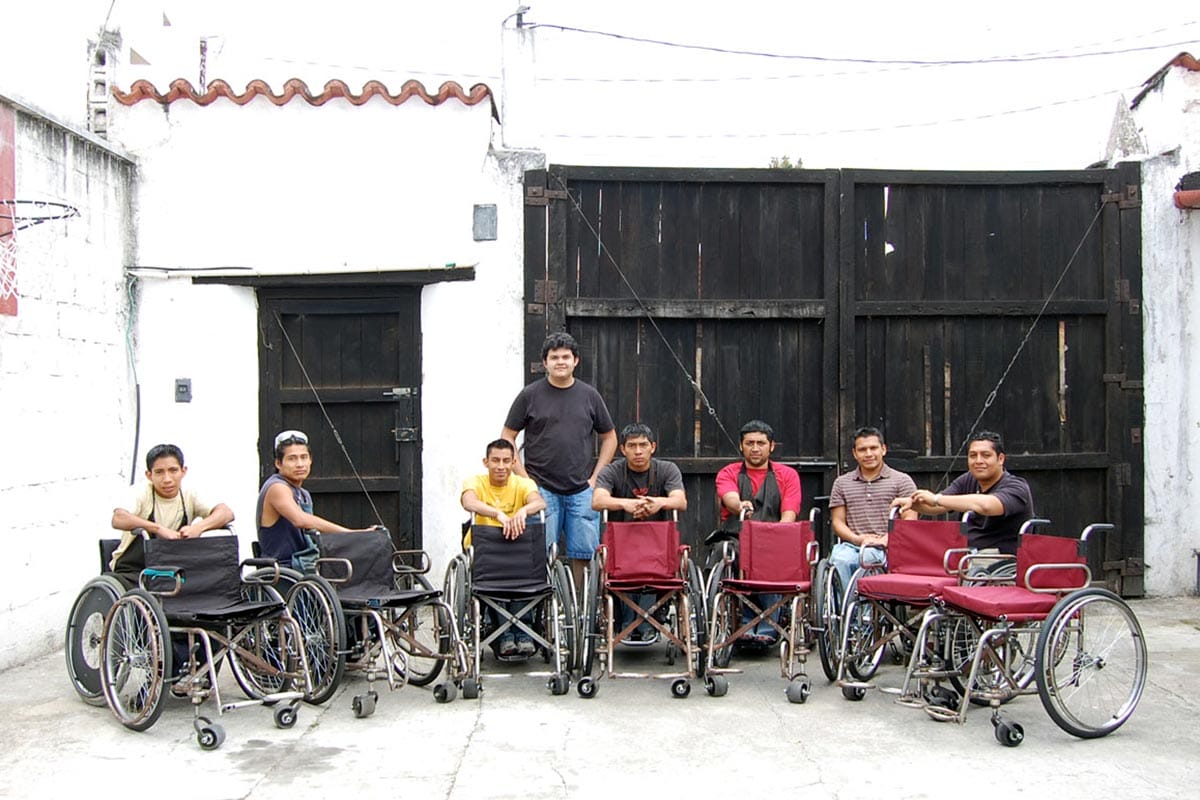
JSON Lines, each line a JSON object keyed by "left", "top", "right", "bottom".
{"left": 714, "top": 420, "right": 802, "bottom": 645}
{"left": 715, "top": 420, "right": 802, "bottom": 528}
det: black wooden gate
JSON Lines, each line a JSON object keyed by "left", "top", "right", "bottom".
{"left": 257, "top": 288, "right": 423, "bottom": 549}
{"left": 524, "top": 164, "right": 1144, "bottom": 595}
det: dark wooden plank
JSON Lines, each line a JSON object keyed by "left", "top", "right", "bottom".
{"left": 565, "top": 298, "right": 826, "bottom": 318}
{"left": 853, "top": 300, "right": 1108, "bottom": 316}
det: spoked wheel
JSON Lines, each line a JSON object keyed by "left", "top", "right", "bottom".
{"left": 685, "top": 559, "right": 708, "bottom": 678}
{"left": 443, "top": 556, "right": 471, "bottom": 649}
{"left": 100, "top": 588, "right": 171, "bottom": 732}
{"left": 578, "top": 558, "right": 602, "bottom": 679}
{"left": 228, "top": 582, "right": 294, "bottom": 700}
{"left": 390, "top": 573, "right": 450, "bottom": 687}
{"left": 946, "top": 615, "right": 1037, "bottom": 706}
{"left": 812, "top": 559, "right": 841, "bottom": 682}
{"left": 66, "top": 575, "right": 126, "bottom": 706}
{"left": 842, "top": 583, "right": 886, "bottom": 682}
{"left": 1035, "top": 588, "right": 1147, "bottom": 739}
{"left": 285, "top": 574, "right": 346, "bottom": 703}
{"left": 549, "top": 559, "right": 578, "bottom": 673}
{"left": 706, "top": 563, "right": 734, "bottom": 669}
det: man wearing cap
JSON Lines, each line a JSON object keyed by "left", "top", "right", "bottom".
{"left": 257, "top": 430, "right": 359, "bottom": 570}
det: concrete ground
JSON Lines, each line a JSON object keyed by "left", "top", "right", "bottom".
{"left": 2, "top": 596, "right": 1197, "bottom": 800}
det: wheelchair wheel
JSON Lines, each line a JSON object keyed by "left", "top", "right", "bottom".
{"left": 65, "top": 574, "right": 126, "bottom": 706}
{"left": 685, "top": 559, "right": 708, "bottom": 676}
{"left": 389, "top": 573, "right": 450, "bottom": 687}
{"left": 228, "top": 582, "right": 295, "bottom": 700}
{"left": 812, "top": 559, "right": 840, "bottom": 682}
{"left": 549, "top": 559, "right": 578, "bottom": 673}
{"left": 843, "top": 587, "right": 885, "bottom": 682}
{"left": 578, "top": 558, "right": 602, "bottom": 678}
{"left": 1035, "top": 588, "right": 1147, "bottom": 739}
{"left": 286, "top": 574, "right": 346, "bottom": 703}
{"left": 706, "top": 562, "right": 733, "bottom": 669}
{"left": 100, "top": 588, "right": 170, "bottom": 732}
{"left": 443, "top": 556, "right": 470, "bottom": 644}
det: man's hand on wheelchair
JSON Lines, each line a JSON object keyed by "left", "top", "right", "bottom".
{"left": 631, "top": 496, "right": 664, "bottom": 520}
{"left": 500, "top": 509, "right": 527, "bottom": 539}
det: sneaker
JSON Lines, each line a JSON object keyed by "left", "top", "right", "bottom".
{"left": 497, "top": 635, "right": 517, "bottom": 658}
{"left": 515, "top": 637, "right": 536, "bottom": 657}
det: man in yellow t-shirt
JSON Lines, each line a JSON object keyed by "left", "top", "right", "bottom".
{"left": 460, "top": 438, "right": 545, "bottom": 657}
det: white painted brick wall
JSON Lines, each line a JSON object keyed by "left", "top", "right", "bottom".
{"left": 0, "top": 112, "right": 134, "bottom": 670}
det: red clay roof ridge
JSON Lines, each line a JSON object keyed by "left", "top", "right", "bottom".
{"left": 112, "top": 78, "right": 497, "bottom": 118}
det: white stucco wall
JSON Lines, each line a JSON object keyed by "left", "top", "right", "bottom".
{"left": 1128, "top": 66, "right": 1200, "bottom": 595}
{"left": 0, "top": 111, "right": 134, "bottom": 669}
{"left": 107, "top": 93, "right": 542, "bottom": 580}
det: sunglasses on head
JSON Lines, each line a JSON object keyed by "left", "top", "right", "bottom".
{"left": 274, "top": 429, "right": 309, "bottom": 448}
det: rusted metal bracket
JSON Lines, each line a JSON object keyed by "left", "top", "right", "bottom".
{"left": 525, "top": 186, "right": 570, "bottom": 206}
{"left": 1100, "top": 184, "right": 1141, "bottom": 209}
{"left": 1103, "top": 373, "right": 1144, "bottom": 390}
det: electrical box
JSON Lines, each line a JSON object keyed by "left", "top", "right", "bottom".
{"left": 175, "top": 378, "right": 192, "bottom": 403}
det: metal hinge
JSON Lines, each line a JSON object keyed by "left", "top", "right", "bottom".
{"left": 1102, "top": 373, "right": 1144, "bottom": 390}
{"left": 393, "top": 427, "right": 418, "bottom": 442}
{"left": 383, "top": 387, "right": 418, "bottom": 399}
{"left": 525, "top": 186, "right": 570, "bottom": 206}
{"left": 1100, "top": 184, "right": 1141, "bottom": 209}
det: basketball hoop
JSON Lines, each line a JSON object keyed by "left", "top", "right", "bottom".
{"left": 0, "top": 199, "right": 80, "bottom": 314}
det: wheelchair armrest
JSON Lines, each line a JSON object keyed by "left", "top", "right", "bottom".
{"left": 139, "top": 566, "right": 184, "bottom": 597}
{"left": 242, "top": 559, "right": 281, "bottom": 585}
{"left": 1024, "top": 562, "right": 1092, "bottom": 594}
{"left": 806, "top": 539, "right": 819, "bottom": 566}
{"left": 676, "top": 544, "right": 692, "bottom": 578}
{"left": 944, "top": 547, "right": 972, "bottom": 576}
{"left": 392, "top": 549, "right": 431, "bottom": 575}
{"left": 317, "top": 556, "right": 353, "bottom": 585}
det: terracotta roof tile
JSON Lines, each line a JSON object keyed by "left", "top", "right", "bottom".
{"left": 113, "top": 78, "right": 498, "bottom": 119}
{"left": 1130, "top": 51, "right": 1199, "bottom": 109}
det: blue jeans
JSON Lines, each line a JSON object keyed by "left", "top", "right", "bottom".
{"left": 830, "top": 542, "right": 887, "bottom": 604}
{"left": 542, "top": 487, "right": 600, "bottom": 560}
{"left": 743, "top": 594, "right": 783, "bottom": 641}
{"left": 619, "top": 592, "right": 657, "bottom": 638}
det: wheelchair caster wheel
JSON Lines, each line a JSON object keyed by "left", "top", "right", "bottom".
{"left": 577, "top": 677, "right": 599, "bottom": 699}
{"left": 197, "top": 723, "right": 225, "bottom": 751}
{"left": 273, "top": 705, "right": 298, "bottom": 729}
{"left": 433, "top": 682, "right": 456, "bottom": 704}
{"left": 461, "top": 678, "right": 481, "bottom": 700}
{"left": 842, "top": 685, "right": 866, "bottom": 702}
{"left": 705, "top": 675, "right": 729, "bottom": 697}
{"left": 547, "top": 673, "right": 570, "bottom": 696}
{"left": 671, "top": 679, "right": 691, "bottom": 699}
{"left": 786, "top": 679, "right": 811, "bottom": 704}
{"left": 353, "top": 691, "right": 378, "bottom": 718}
{"left": 994, "top": 719, "right": 1024, "bottom": 747}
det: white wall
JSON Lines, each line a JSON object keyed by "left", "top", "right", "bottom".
{"left": 0, "top": 112, "right": 134, "bottom": 669}
{"left": 1127, "top": 67, "right": 1200, "bottom": 595}
{"left": 108, "top": 93, "right": 540, "bottom": 579}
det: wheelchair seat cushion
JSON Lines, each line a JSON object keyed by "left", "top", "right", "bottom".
{"left": 144, "top": 536, "right": 283, "bottom": 624}
{"left": 319, "top": 531, "right": 441, "bottom": 607}
{"left": 856, "top": 572, "right": 957, "bottom": 603}
{"left": 470, "top": 523, "right": 550, "bottom": 597}
{"left": 940, "top": 584, "right": 1059, "bottom": 622}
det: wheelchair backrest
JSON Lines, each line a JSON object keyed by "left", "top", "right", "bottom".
{"left": 738, "top": 520, "right": 814, "bottom": 583}
{"left": 99, "top": 538, "right": 121, "bottom": 574}
{"left": 886, "top": 519, "right": 968, "bottom": 576}
{"left": 144, "top": 536, "right": 243, "bottom": 611}
{"left": 603, "top": 521, "right": 679, "bottom": 581}
{"left": 1017, "top": 532, "right": 1088, "bottom": 591}
{"left": 470, "top": 522, "right": 548, "bottom": 593}
{"left": 319, "top": 531, "right": 398, "bottom": 595}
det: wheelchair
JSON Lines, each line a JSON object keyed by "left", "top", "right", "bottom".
{"left": 825, "top": 513, "right": 971, "bottom": 701}
{"left": 442, "top": 518, "right": 577, "bottom": 697}
{"left": 900, "top": 523, "right": 1147, "bottom": 746}
{"left": 576, "top": 514, "right": 707, "bottom": 699}
{"left": 97, "top": 535, "right": 317, "bottom": 749}
{"left": 314, "top": 529, "right": 463, "bottom": 714}
{"left": 705, "top": 513, "right": 820, "bottom": 702}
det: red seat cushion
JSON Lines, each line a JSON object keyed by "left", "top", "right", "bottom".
{"left": 940, "top": 585, "right": 1059, "bottom": 622}
{"left": 856, "top": 572, "right": 957, "bottom": 603}
{"left": 723, "top": 579, "right": 812, "bottom": 594}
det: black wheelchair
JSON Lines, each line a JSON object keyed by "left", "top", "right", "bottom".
{"left": 315, "top": 529, "right": 462, "bottom": 714}
{"left": 442, "top": 519, "right": 578, "bottom": 697}
{"left": 96, "top": 535, "right": 321, "bottom": 749}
